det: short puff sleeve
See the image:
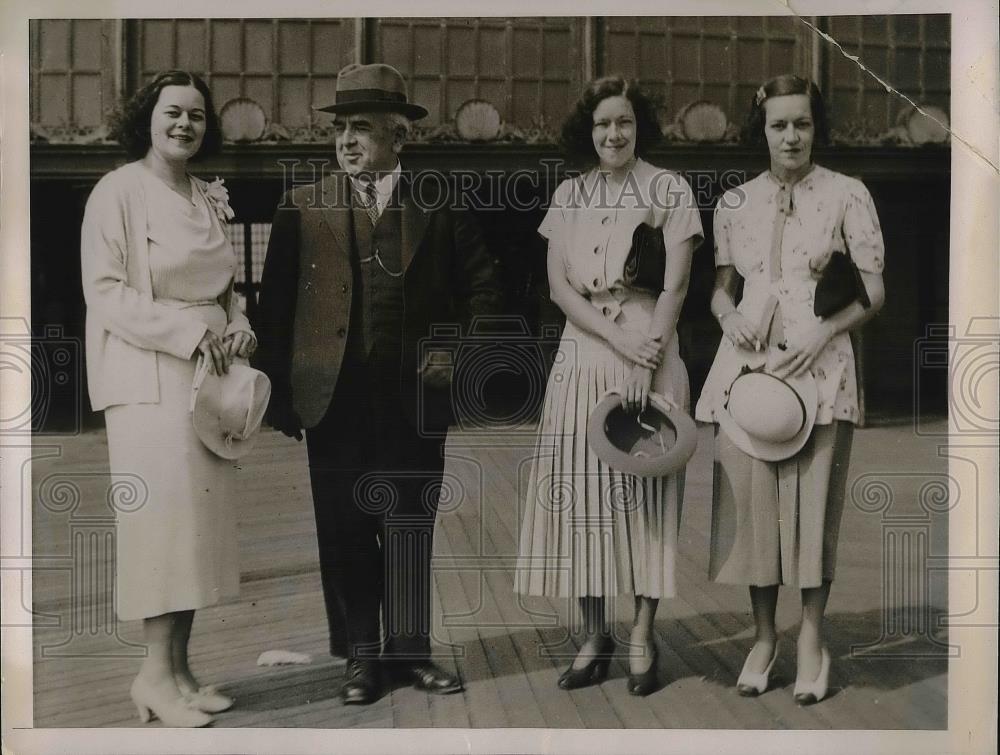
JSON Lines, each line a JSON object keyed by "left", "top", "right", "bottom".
{"left": 842, "top": 179, "right": 885, "bottom": 274}
{"left": 712, "top": 196, "right": 736, "bottom": 268}
{"left": 538, "top": 178, "right": 575, "bottom": 246}
{"left": 654, "top": 172, "right": 704, "bottom": 251}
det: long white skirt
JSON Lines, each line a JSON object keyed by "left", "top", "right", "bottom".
{"left": 105, "top": 305, "right": 239, "bottom": 620}
{"left": 515, "top": 300, "right": 689, "bottom": 599}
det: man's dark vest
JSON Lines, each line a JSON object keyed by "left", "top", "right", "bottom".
{"left": 347, "top": 186, "right": 405, "bottom": 375}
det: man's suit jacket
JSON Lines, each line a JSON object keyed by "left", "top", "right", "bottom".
{"left": 253, "top": 167, "right": 502, "bottom": 432}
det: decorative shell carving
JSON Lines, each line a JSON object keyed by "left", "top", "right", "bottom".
{"left": 675, "top": 100, "right": 729, "bottom": 143}
{"left": 454, "top": 99, "right": 502, "bottom": 142}
{"left": 898, "top": 105, "right": 950, "bottom": 145}
{"left": 219, "top": 98, "right": 267, "bottom": 143}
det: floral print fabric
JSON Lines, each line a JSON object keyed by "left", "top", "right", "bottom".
{"left": 695, "top": 165, "right": 885, "bottom": 425}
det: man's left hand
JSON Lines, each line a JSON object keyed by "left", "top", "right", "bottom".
{"left": 418, "top": 350, "right": 454, "bottom": 389}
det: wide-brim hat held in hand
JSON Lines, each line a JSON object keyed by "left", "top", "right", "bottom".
{"left": 314, "top": 63, "right": 429, "bottom": 120}
{"left": 716, "top": 352, "right": 818, "bottom": 462}
{"left": 588, "top": 391, "right": 698, "bottom": 477}
{"left": 190, "top": 355, "right": 272, "bottom": 460}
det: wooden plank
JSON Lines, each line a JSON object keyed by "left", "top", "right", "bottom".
{"left": 443, "top": 500, "right": 550, "bottom": 728}
{"left": 432, "top": 512, "right": 508, "bottom": 728}
{"left": 389, "top": 684, "right": 434, "bottom": 728}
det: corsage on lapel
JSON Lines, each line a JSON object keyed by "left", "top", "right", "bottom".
{"left": 204, "top": 177, "right": 236, "bottom": 224}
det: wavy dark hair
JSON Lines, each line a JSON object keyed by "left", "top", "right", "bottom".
{"left": 111, "top": 70, "right": 222, "bottom": 161}
{"left": 560, "top": 76, "right": 663, "bottom": 165}
{"left": 741, "top": 74, "right": 830, "bottom": 148}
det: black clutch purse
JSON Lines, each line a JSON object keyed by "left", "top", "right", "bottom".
{"left": 813, "top": 250, "right": 871, "bottom": 318}
{"left": 623, "top": 222, "right": 665, "bottom": 292}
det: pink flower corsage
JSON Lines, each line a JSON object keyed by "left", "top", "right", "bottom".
{"left": 204, "top": 177, "right": 236, "bottom": 224}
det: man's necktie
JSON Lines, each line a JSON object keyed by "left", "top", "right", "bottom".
{"left": 357, "top": 181, "right": 379, "bottom": 225}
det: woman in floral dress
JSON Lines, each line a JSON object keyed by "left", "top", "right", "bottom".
{"left": 516, "top": 76, "right": 703, "bottom": 696}
{"left": 694, "top": 74, "right": 886, "bottom": 704}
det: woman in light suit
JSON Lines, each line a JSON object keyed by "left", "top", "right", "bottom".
{"left": 82, "top": 70, "right": 255, "bottom": 727}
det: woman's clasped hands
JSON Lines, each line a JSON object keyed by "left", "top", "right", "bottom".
{"left": 612, "top": 328, "right": 662, "bottom": 370}
{"left": 769, "top": 321, "right": 836, "bottom": 379}
{"left": 610, "top": 329, "right": 662, "bottom": 413}
{"left": 721, "top": 310, "right": 836, "bottom": 379}
{"left": 196, "top": 330, "right": 256, "bottom": 374}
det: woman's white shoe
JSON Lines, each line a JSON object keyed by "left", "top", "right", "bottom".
{"left": 130, "top": 676, "right": 214, "bottom": 727}
{"left": 175, "top": 678, "right": 235, "bottom": 714}
{"left": 793, "top": 646, "right": 831, "bottom": 705}
{"left": 736, "top": 641, "right": 779, "bottom": 696}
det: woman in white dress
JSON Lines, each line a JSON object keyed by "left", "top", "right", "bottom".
{"left": 82, "top": 70, "right": 255, "bottom": 726}
{"left": 516, "top": 76, "right": 703, "bottom": 696}
{"left": 694, "top": 75, "right": 886, "bottom": 704}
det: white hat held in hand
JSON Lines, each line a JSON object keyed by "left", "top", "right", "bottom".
{"left": 190, "top": 355, "right": 271, "bottom": 460}
{"left": 716, "top": 353, "right": 818, "bottom": 462}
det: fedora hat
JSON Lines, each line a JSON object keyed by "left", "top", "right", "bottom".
{"left": 190, "top": 356, "right": 272, "bottom": 460}
{"left": 716, "top": 361, "right": 818, "bottom": 462}
{"left": 587, "top": 391, "right": 698, "bottom": 477}
{"left": 315, "top": 63, "right": 429, "bottom": 120}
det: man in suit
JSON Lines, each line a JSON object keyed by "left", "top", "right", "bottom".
{"left": 254, "top": 63, "right": 501, "bottom": 705}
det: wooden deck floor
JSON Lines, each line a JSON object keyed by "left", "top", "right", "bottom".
{"left": 30, "top": 420, "right": 949, "bottom": 729}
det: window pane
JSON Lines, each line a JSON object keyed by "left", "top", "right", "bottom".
{"left": 71, "top": 20, "right": 102, "bottom": 70}
{"left": 176, "top": 20, "right": 207, "bottom": 72}
{"left": 142, "top": 20, "right": 175, "bottom": 73}
{"left": 40, "top": 20, "right": 70, "bottom": 69}
{"left": 279, "top": 23, "right": 310, "bottom": 74}
{"left": 211, "top": 21, "right": 242, "bottom": 73}
{"left": 245, "top": 21, "right": 274, "bottom": 74}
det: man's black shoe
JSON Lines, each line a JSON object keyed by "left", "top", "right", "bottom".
{"left": 391, "top": 661, "right": 463, "bottom": 695}
{"left": 341, "top": 658, "right": 383, "bottom": 705}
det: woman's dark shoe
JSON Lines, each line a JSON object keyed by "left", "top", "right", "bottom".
{"left": 557, "top": 635, "right": 615, "bottom": 690}
{"left": 626, "top": 643, "right": 660, "bottom": 697}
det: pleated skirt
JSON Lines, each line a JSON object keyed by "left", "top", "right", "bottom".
{"left": 708, "top": 421, "right": 854, "bottom": 589}
{"left": 105, "top": 304, "right": 240, "bottom": 620}
{"left": 515, "top": 317, "right": 689, "bottom": 599}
